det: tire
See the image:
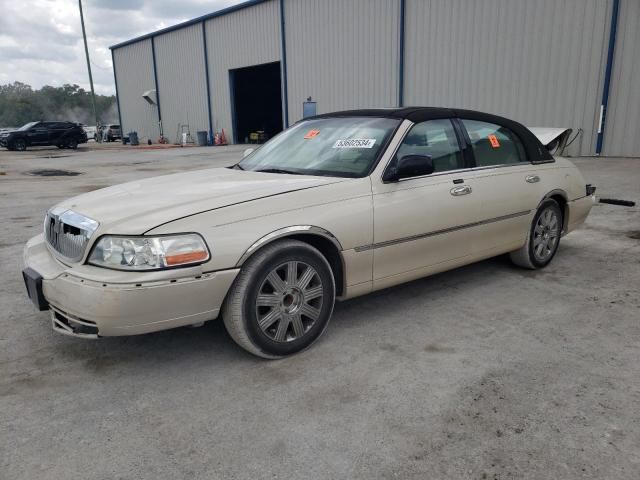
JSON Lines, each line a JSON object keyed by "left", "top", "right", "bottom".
{"left": 510, "top": 199, "right": 563, "bottom": 269}
{"left": 222, "top": 239, "right": 336, "bottom": 359}
{"left": 67, "top": 138, "right": 78, "bottom": 150}
{"left": 13, "top": 138, "right": 26, "bottom": 151}
{"left": 57, "top": 144, "right": 65, "bottom": 149}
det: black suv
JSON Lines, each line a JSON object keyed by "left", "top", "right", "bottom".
{"left": 0, "top": 121, "right": 88, "bottom": 151}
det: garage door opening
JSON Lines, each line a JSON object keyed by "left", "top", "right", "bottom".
{"left": 230, "top": 62, "right": 283, "bottom": 144}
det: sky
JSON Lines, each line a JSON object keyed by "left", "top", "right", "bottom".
{"left": 0, "top": 0, "right": 240, "bottom": 95}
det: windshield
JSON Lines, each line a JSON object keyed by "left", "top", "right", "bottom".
{"left": 238, "top": 116, "right": 400, "bottom": 178}
{"left": 18, "top": 122, "right": 38, "bottom": 131}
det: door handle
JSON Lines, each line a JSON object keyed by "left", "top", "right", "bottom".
{"left": 526, "top": 175, "right": 540, "bottom": 183}
{"left": 450, "top": 185, "right": 472, "bottom": 196}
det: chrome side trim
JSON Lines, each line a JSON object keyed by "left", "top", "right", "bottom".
{"left": 355, "top": 210, "right": 532, "bottom": 252}
{"left": 236, "top": 226, "right": 344, "bottom": 266}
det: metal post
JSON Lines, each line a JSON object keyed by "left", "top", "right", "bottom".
{"left": 279, "top": 0, "right": 289, "bottom": 128}
{"left": 595, "top": 0, "right": 621, "bottom": 155}
{"left": 202, "top": 22, "right": 214, "bottom": 145}
{"left": 111, "top": 49, "right": 124, "bottom": 141}
{"left": 78, "top": 0, "right": 98, "bottom": 129}
{"left": 398, "top": 0, "right": 406, "bottom": 107}
{"left": 151, "top": 37, "right": 163, "bottom": 139}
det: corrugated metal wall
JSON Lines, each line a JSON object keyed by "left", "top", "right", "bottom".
{"left": 112, "top": 39, "right": 160, "bottom": 141}
{"left": 154, "top": 23, "right": 209, "bottom": 144}
{"left": 111, "top": 0, "right": 640, "bottom": 156}
{"left": 205, "top": 0, "right": 281, "bottom": 143}
{"left": 284, "top": 0, "right": 400, "bottom": 124}
{"left": 603, "top": 0, "right": 640, "bottom": 157}
{"left": 404, "top": 0, "right": 611, "bottom": 156}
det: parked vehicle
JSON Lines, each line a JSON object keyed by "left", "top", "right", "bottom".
{"left": 83, "top": 125, "right": 97, "bottom": 140}
{"left": 23, "top": 108, "right": 595, "bottom": 358}
{"left": 100, "top": 124, "right": 121, "bottom": 142}
{"left": 1, "top": 121, "right": 88, "bottom": 151}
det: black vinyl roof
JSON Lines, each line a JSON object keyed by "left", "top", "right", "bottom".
{"left": 310, "top": 107, "right": 553, "bottom": 162}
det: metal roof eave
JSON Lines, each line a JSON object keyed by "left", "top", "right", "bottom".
{"left": 109, "top": 0, "right": 270, "bottom": 50}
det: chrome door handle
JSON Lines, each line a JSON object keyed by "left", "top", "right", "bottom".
{"left": 450, "top": 185, "right": 472, "bottom": 196}
{"left": 526, "top": 175, "right": 540, "bottom": 183}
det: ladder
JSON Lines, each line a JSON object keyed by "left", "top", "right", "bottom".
{"left": 175, "top": 123, "right": 194, "bottom": 145}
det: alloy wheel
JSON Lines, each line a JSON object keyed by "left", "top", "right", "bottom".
{"left": 533, "top": 207, "right": 560, "bottom": 263}
{"left": 255, "top": 261, "right": 324, "bottom": 343}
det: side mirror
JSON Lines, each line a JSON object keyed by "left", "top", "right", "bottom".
{"left": 242, "top": 148, "right": 255, "bottom": 158}
{"left": 384, "top": 154, "right": 434, "bottom": 182}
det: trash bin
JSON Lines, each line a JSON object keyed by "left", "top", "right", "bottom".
{"left": 197, "top": 131, "right": 208, "bottom": 146}
{"left": 128, "top": 131, "right": 139, "bottom": 146}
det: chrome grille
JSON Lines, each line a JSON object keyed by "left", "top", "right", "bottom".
{"left": 44, "top": 208, "right": 99, "bottom": 261}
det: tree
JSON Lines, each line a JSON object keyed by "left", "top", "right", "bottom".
{"left": 0, "top": 82, "right": 117, "bottom": 127}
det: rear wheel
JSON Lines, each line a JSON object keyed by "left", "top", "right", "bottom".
{"left": 67, "top": 137, "right": 78, "bottom": 150}
{"left": 510, "top": 199, "right": 562, "bottom": 269}
{"left": 223, "top": 239, "right": 335, "bottom": 358}
{"left": 13, "top": 138, "right": 26, "bottom": 151}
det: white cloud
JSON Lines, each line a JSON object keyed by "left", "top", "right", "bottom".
{"left": 0, "top": 0, "right": 239, "bottom": 95}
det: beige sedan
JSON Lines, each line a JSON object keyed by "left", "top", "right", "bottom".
{"left": 23, "top": 107, "right": 595, "bottom": 358}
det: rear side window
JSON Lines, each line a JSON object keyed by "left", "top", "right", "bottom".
{"left": 396, "top": 119, "right": 463, "bottom": 173}
{"left": 462, "top": 119, "right": 527, "bottom": 167}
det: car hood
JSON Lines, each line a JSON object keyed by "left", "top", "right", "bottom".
{"left": 55, "top": 167, "right": 346, "bottom": 234}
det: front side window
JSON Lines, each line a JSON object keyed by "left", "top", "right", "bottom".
{"left": 238, "top": 116, "right": 400, "bottom": 178}
{"left": 395, "top": 119, "right": 464, "bottom": 173}
{"left": 462, "top": 119, "right": 527, "bottom": 167}
{"left": 18, "top": 121, "right": 38, "bottom": 131}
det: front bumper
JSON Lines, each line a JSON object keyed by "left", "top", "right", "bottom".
{"left": 23, "top": 234, "right": 239, "bottom": 337}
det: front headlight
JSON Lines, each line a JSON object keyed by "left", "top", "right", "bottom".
{"left": 88, "top": 234, "right": 210, "bottom": 270}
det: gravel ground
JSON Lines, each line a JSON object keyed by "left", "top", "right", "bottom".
{"left": 0, "top": 144, "right": 638, "bottom": 479}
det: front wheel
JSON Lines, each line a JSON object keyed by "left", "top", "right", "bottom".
{"left": 223, "top": 239, "right": 336, "bottom": 358}
{"left": 66, "top": 137, "right": 78, "bottom": 149}
{"left": 12, "top": 139, "right": 26, "bottom": 151}
{"left": 510, "top": 199, "right": 562, "bottom": 269}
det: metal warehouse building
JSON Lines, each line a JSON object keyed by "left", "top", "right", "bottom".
{"left": 110, "top": 0, "right": 640, "bottom": 157}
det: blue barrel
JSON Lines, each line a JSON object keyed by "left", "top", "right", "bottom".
{"left": 128, "top": 131, "right": 139, "bottom": 146}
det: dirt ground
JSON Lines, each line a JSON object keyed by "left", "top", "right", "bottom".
{"left": 1, "top": 143, "right": 639, "bottom": 479}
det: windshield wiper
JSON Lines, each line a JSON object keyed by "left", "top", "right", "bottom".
{"left": 228, "top": 163, "right": 244, "bottom": 170}
{"left": 255, "top": 168, "right": 302, "bottom": 175}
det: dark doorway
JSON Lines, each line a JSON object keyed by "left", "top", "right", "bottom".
{"left": 230, "top": 61, "right": 283, "bottom": 144}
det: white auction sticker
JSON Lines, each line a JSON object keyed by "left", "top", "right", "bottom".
{"left": 332, "top": 138, "right": 377, "bottom": 149}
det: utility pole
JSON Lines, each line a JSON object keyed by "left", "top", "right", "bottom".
{"left": 78, "top": 0, "right": 99, "bottom": 130}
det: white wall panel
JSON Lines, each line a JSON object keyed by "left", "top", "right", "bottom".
{"left": 404, "top": 0, "right": 612, "bottom": 155}
{"left": 205, "top": 0, "right": 281, "bottom": 143}
{"left": 284, "top": 0, "right": 400, "bottom": 124}
{"left": 113, "top": 39, "right": 160, "bottom": 141}
{"left": 154, "top": 23, "right": 209, "bottom": 143}
{"left": 603, "top": 0, "right": 640, "bottom": 156}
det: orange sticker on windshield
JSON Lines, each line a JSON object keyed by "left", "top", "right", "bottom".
{"left": 488, "top": 134, "right": 500, "bottom": 148}
{"left": 304, "top": 129, "right": 320, "bottom": 139}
